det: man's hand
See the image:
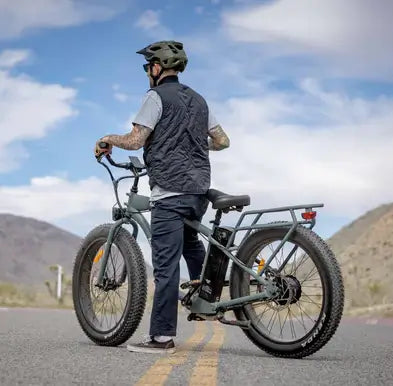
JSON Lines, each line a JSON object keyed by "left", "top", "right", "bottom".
{"left": 94, "top": 138, "right": 113, "bottom": 159}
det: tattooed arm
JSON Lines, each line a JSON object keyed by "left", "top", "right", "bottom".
{"left": 208, "top": 125, "right": 230, "bottom": 151}
{"left": 101, "top": 124, "right": 152, "bottom": 150}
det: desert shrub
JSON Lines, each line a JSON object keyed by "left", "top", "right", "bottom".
{"left": 368, "top": 281, "right": 383, "bottom": 296}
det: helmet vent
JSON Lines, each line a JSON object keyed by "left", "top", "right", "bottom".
{"left": 168, "top": 44, "right": 178, "bottom": 53}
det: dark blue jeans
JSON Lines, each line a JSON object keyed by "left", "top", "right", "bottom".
{"left": 149, "top": 194, "right": 209, "bottom": 337}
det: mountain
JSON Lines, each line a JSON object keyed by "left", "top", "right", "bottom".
{"left": 0, "top": 214, "right": 153, "bottom": 286}
{"left": 3, "top": 202, "right": 392, "bottom": 311}
{"left": 327, "top": 203, "right": 393, "bottom": 309}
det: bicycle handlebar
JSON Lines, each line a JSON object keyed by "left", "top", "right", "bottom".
{"left": 97, "top": 149, "right": 147, "bottom": 178}
{"left": 105, "top": 155, "right": 131, "bottom": 170}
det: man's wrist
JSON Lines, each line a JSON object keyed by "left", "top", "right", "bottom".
{"left": 100, "top": 135, "right": 114, "bottom": 144}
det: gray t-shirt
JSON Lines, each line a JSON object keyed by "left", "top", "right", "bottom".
{"left": 133, "top": 90, "right": 219, "bottom": 202}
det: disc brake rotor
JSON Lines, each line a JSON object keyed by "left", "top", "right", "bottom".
{"left": 273, "top": 275, "right": 302, "bottom": 307}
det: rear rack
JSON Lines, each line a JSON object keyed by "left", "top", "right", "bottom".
{"left": 226, "top": 203, "right": 324, "bottom": 253}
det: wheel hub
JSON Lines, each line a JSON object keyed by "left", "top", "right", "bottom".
{"left": 274, "top": 275, "right": 302, "bottom": 306}
{"left": 95, "top": 277, "right": 120, "bottom": 292}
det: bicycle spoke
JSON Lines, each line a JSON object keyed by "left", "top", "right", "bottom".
{"left": 294, "top": 303, "right": 309, "bottom": 334}
{"left": 84, "top": 245, "right": 129, "bottom": 331}
{"left": 279, "top": 308, "right": 290, "bottom": 339}
{"left": 300, "top": 293, "right": 322, "bottom": 308}
{"left": 268, "top": 310, "right": 279, "bottom": 334}
{"left": 293, "top": 253, "right": 309, "bottom": 275}
{"left": 279, "top": 247, "right": 285, "bottom": 269}
{"left": 277, "top": 310, "right": 283, "bottom": 339}
{"left": 264, "top": 308, "right": 276, "bottom": 330}
{"left": 301, "top": 285, "right": 322, "bottom": 288}
{"left": 290, "top": 248, "right": 298, "bottom": 276}
{"left": 301, "top": 278, "right": 322, "bottom": 282}
{"left": 254, "top": 304, "right": 270, "bottom": 326}
{"left": 288, "top": 308, "right": 297, "bottom": 339}
{"left": 300, "top": 266, "right": 319, "bottom": 284}
{"left": 297, "top": 302, "right": 317, "bottom": 323}
{"left": 246, "top": 236, "right": 326, "bottom": 344}
{"left": 113, "top": 290, "right": 126, "bottom": 314}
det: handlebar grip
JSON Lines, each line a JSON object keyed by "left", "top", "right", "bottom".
{"left": 99, "top": 141, "right": 109, "bottom": 149}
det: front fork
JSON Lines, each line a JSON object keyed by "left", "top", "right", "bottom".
{"left": 96, "top": 218, "right": 139, "bottom": 287}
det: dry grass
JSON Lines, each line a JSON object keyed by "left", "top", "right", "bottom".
{"left": 0, "top": 280, "right": 155, "bottom": 310}
{"left": 0, "top": 281, "right": 73, "bottom": 309}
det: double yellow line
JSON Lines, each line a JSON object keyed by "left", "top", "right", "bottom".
{"left": 135, "top": 322, "right": 225, "bottom": 385}
{"left": 189, "top": 324, "right": 225, "bottom": 386}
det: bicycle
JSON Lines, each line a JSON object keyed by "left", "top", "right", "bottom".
{"left": 72, "top": 150, "right": 344, "bottom": 358}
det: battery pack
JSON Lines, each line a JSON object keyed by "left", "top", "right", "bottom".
{"left": 199, "top": 226, "right": 233, "bottom": 303}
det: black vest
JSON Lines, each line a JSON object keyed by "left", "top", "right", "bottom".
{"left": 143, "top": 76, "right": 211, "bottom": 194}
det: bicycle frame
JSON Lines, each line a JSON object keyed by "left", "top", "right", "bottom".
{"left": 95, "top": 156, "right": 324, "bottom": 315}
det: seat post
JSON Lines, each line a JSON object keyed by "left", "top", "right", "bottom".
{"left": 211, "top": 209, "right": 222, "bottom": 227}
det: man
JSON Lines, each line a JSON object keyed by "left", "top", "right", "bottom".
{"left": 95, "top": 41, "right": 230, "bottom": 354}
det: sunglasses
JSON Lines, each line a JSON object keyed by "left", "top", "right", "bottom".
{"left": 143, "top": 62, "right": 159, "bottom": 73}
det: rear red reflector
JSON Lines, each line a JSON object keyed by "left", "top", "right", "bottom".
{"left": 302, "top": 211, "right": 317, "bottom": 220}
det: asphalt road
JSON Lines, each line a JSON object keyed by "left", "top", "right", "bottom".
{"left": 1, "top": 307, "right": 392, "bottom": 385}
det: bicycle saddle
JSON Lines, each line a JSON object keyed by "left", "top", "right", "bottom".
{"left": 207, "top": 189, "right": 250, "bottom": 212}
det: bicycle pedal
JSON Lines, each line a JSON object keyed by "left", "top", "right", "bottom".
{"left": 180, "top": 279, "right": 201, "bottom": 290}
{"left": 187, "top": 313, "right": 204, "bottom": 322}
{"left": 187, "top": 313, "right": 217, "bottom": 322}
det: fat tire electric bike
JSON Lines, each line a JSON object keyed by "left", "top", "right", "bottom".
{"left": 72, "top": 153, "right": 344, "bottom": 358}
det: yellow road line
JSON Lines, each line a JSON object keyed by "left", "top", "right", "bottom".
{"left": 135, "top": 322, "right": 207, "bottom": 386}
{"left": 189, "top": 323, "right": 226, "bottom": 386}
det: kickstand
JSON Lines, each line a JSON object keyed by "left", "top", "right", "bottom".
{"left": 218, "top": 315, "right": 251, "bottom": 330}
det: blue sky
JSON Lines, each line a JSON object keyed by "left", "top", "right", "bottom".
{"left": 0, "top": 0, "right": 393, "bottom": 248}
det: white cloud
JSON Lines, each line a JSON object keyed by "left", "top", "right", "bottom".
{"left": 0, "top": 49, "right": 31, "bottom": 68}
{"left": 135, "top": 9, "right": 172, "bottom": 39}
{"left": 112, "top": 84, "right": 128, "bottom": 102}
{"left": 223, "top": 0, "right": 393, "bottom": 77}
{"left": 114, "top": 92, "right": 129, "bottom": 102}
{"left": 195, "top": 6, "right": 204, "bottom": 15}
{"left": 135, "top": 10, "right": 160, "bottom": 30}
{"left": 72, "top": 77, "right": 86, "bottom": 83}
{"left": 209, "top": 79, "right": 393, "bottom": 219}
{"left": 0, "top": 62, "right": 77, "bottom": 172}
{"left": 0, "top": 0, "right": 119, "bottom": 40}
{"left": 0, "top": 176, "right": 112, "bottom": 221}
{"left": 0, "top": 173, "right": 152, "bottom": 234}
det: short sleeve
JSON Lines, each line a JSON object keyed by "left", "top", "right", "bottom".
{"left": 132, "top": 90, "right": 163, "bottom": 130}
{"left": 208, "top": 106, "right": 219, "bottom": 133}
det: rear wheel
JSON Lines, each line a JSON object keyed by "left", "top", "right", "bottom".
{"left": 230, "top": 225, "right": 344, "bottom": 358}
{"left": 72, "top": 224, "right": 147, "bottom": 346}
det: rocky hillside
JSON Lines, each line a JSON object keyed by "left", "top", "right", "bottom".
{"left": 327, "top": 203, "right": 393, "bottom": 309}
{"left": 2, "top": 203, "right": 392, "bottom": 310}
{"left": 0, "top": 214, "right": 153, "bottom": 287}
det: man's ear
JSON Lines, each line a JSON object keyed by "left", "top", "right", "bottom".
{"left": 154, "top": 63, "right": 162, "bottom": 75}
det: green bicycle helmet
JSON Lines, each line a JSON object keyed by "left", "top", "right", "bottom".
{"left": 136, "top": 40, "right": 188, "bottom": 72}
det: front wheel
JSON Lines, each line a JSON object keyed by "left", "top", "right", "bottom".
{"left": 72, "top": 224, "right": 147, "bottom": 346}
{"left": 230, "top": 225, "right": 344, "bottom": 358}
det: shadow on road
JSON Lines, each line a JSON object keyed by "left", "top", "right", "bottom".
{"left": 219, "top": 347, "right": 341, "bottom": 362}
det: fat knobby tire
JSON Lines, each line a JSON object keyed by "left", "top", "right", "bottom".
{"left": 72, "top": 224, "right": 147, "bottom": 346}
{"left": 230, "top": 225, "right": 344, "bottom": 358}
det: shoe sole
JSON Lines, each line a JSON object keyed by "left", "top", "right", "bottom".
{"left": 126, "top": 345, "right": 176, "bottom": 354}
